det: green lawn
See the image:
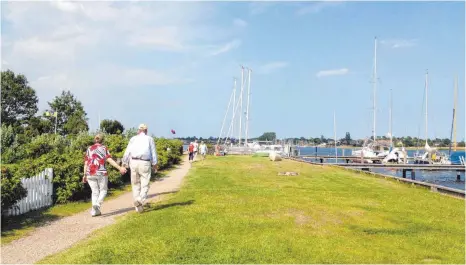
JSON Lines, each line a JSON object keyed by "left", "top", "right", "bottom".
{"left": 39, "top": 156, "right": 465, "bottom": 264}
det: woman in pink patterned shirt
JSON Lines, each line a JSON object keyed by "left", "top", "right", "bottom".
{"left": 83, "top": 134, "right": 127, "bottom": 217}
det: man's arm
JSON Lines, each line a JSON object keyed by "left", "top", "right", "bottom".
{"left": 82, "top": 161, "right": 88, "bottom": 183}
{"left": 122, "top": 137, "right": 134, "bottom": 167}
{"left": 150, "top": 137, "right": 158, "bottom": 167}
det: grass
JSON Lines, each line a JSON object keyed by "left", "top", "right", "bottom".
{"left": 39, "top": 156, "right": 464, "bottom": 264}
{"left": 1, "top": 166, "right": 175, "bottom": 245}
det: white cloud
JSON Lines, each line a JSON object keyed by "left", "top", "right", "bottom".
{"left": 209, "top": 39, "right": 242, "bottom": 56}
{"left": 316, "top": 68, "right": 349, "bottom": 78}
{"left": 233, "top": 18, "right": 248, "bottom": 27}
{"left": 380, "top": 39, "right": 418, "bottom": 49}
{"left": 296, "top": 1, "right": 344, "bottom": 16}
{"left": 257, "top": 61, "right": 289, "bottom": 75}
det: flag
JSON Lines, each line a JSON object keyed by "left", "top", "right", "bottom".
{"left": 171, "top": 129, "right": 176, "bottom": 135}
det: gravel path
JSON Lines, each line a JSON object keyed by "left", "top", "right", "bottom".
{"left": 1, "top": 155, "right": 191, "bottom": 264}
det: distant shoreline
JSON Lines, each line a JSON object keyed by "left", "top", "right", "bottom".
{"left": 305, "top": 145, "right": 466, "bottom": 151}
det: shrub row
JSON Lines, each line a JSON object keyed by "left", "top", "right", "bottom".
{"left": 1, "top": 130, "right": 183, "bottom": 212}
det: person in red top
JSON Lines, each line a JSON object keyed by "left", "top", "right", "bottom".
{"left": 82, "top": 134, "right": 127, "bottom": 217}
{"left": 188, "top": 142, "right": 195, "bottom": 164}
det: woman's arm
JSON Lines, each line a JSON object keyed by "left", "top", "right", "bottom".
{"left": 107, "top": 158, "right": 127, "bottom": 174}
{"left": 82, "top": 161, "right": 88, "bottom": 183}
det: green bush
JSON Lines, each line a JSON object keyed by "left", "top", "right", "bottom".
{"left": 1, "top": 165, "right": 27, "bottom": 215}
{"left": 4, "top": 132, "right": 184, "bottom": 204}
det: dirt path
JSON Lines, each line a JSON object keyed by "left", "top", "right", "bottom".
{"left": 1, "top": 156, "right": 191, "bottom": 264}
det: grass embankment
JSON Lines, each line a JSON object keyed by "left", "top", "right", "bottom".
{"left": 1, "top": 167, "right": 176, "bottom": 245}
{"left": 39, "top": 156, "right": 464, "bottom": 264}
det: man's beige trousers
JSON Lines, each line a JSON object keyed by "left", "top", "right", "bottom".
{"left": 129, "top": 160, "right": 152, "bottom": 204}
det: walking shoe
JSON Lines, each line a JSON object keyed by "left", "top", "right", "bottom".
{"left": 134, "top": 200, "right": 143, "bottom": 213}
{"left": 91, "top": 205, "right": 101, "bottom": 217}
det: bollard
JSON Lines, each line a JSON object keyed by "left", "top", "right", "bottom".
{"left": 457, "top": 171, "right": 461, "bottom": 182}
{"left": 402, "top": 169, "right": 406, "bottom": 178}
{"left": 411, "top": 170, "right": 416, "bottom": 180}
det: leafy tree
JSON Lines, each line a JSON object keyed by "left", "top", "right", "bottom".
{"left": 1, "top": 70, "right": 39, "bottom": 129}
{"left": 345, "top": 132, "right": 352, "bottom": 145}
{"left": 47, "top": 91, "right": 89, "bottom": 135}
{"left": 257, "top": 132, "right": 276, "bottom": 141}
{"left": 100, "top": 119, "right": 124, "bottom": 135}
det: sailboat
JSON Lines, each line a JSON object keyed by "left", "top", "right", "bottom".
{"left": 413, "top": 70, "right": 451, "bottom": 165}
{"left": 351, "top": 37, "right": 390, "bottom": 163}
{"left": 383, "top": 88, "right": 408, "bottom": 164}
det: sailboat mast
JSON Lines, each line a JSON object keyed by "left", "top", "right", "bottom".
{"left": 239, "top": 66, "right": 244, "bottom": 146}
{"left": 372, "top": 37, "right": 377, "bottom": 142}
{"left": 425, "top": 70, "right": 428, "bottom": 145}
{"left": 334, "top": 110, "right": 337, "bottom": 162}
{"left": 245, "top": 68, "right": 252, "bottom": 147}
{"left": 232, "top": 78, "right": 236, "bottom": 140}
{"left": 389, "top": 87, "right": 393, "bottom": 148}
{"left": 453, "top": 75, "right": 458, "bottom": 151}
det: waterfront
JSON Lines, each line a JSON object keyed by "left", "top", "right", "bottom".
{"left": 299, "top": 147, "right": 465, "bottom": 191}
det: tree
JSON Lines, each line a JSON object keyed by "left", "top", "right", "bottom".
{"left": 1, "top": 70, "right": 39, "bottom": 128}
{"left": 345, "top": 132, "right": 352, "bottom": 145}
{"left": 100, "top": 119, "right": 124, "bottom": 134}
{"left": 257, "top": 132, "right": 276, "bottom": 141}
{"left": 48, "top": 91, "right": 89, "bottom": 135}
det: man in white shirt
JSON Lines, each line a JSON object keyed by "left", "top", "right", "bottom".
{"left": 122, "top": 124, "right": 158, "bottom": 213}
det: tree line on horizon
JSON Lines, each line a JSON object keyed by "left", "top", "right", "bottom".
{"left": 175, "top": 131, "right": 465, "bottom": 148}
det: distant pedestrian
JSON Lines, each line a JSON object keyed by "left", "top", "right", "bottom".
{"left": 199, "top": 141, "right": 207, "bottom": 160}
{"left": 188, "top": 142, "right": 195, "bottom": 163}
{"left": 83, "top": 134, "right": 127, "bottom": 217}
{"left": 122, "top": 124, "right": 158, "bottom": 213}
{"left": 193, "top": 140, "right": 199, "bottom": 161}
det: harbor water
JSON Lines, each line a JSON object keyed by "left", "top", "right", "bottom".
{"left": 298, "top": 147, "right": 465, "bottom": 191}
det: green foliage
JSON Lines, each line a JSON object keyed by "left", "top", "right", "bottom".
{"left": 47, "top": 91, "right": 89, "bottom": 135}
{"left": 257, "top": 132, "right": 276, "bottom": 141}
{"left": 100, "top": 119, "right": 124, "bottom": 135}
{"left": 5, "top": 131, "right": 183, "bottom": 204}
{"left": 1, "top": 70, "right": 38, "bottom": 128}
{"left": 1, "top": 166, "right": 27, "bottom": 214}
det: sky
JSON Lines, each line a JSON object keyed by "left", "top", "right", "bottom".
{"left": 1, "top": 1, "right": 465, "bottom": 140}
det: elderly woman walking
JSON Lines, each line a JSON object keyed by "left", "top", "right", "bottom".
{"left": 82, "top": 134, "right": 127, "bottom": 217}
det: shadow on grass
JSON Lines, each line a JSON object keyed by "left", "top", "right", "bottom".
{"left": 1, "top": 208, "right": 62, "bottom": 243}
{"left": 144, "top": 200, "right": 195, "bottom": 213}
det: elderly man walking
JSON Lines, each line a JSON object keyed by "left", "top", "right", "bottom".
{"left": 123, "top": 124, "right": 158, "bottom": 213}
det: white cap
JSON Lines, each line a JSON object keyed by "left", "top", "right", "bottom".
{"left": 138, "top": 124, "right": 148, "bottom": 130}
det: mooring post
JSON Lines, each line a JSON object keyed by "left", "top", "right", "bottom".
{"left": 457, "top": 171, "right": 461, "bottom": 182}
{"left": 411, "top": 170, "right": 415, "bottom": 180}
{"left": 320, "top": 158, "right": 323, "bottom": 163}
{"left": 402, "top": 169, "right": 406, "bottom": 178}
{"left": 346, "top": 159, "right": 350, "bottom": 164}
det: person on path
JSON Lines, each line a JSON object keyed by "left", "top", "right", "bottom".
{"left": 193, "top": 140, "right": 199, "bottom": 161}
{"left": 83, "top": 134, "right": 127, "bottom": 217}
{"left": 199, "top": 141, "right": 207, "bottom": 160}
{"left": 122, "top": 124, "right": 158, "bottom": 213}
{"left": 188, "top": 142, "right": 195, "bottom": 164}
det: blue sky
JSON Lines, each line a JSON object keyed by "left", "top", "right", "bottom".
{"left": 1, "top": 1, "right": 464, "bottom": 140}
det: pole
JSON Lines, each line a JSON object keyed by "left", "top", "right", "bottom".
{"left": 334, "top": 110, "right": 337, "bottom": 163}
{"left": 238, "top": 66, "right": 244, "bottom": 146}
{"left": 453, "top": 75, "right": 458, "bottom": 151}
{"left": 373, "top": 36, "right": 377, "bottom": 142}
{"left": 425, "top": 70, "right": 428, "bottom": 146}
{"left": 245, "top": 68, "right": 252, "bottom": 147}
{"left": 232, "top": 78, "right": 236, "bottom": 140}
{"left": 217, "top": 89, "right": 234, "bottom": 146}
{"left": 389, "top": 87, "right": 393, "bottom": 150}
{"left": 55, "top": 114, "right": 57, "bottom": 135}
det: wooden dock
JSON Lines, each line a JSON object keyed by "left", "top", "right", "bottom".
{"left": 287, "top": 157, "right": 465, "bottom": 198}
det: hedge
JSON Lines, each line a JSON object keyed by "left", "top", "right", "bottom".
{"left": 1, "top": 131, "right": 184, "bottom": 209}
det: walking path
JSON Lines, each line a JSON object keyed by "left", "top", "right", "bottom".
{"left": 1, "top": 155, "right": 191, "bottom": 264}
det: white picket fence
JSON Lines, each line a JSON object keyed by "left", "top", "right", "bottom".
{"left": 5, "top": 168, "right": 54, "bottom": 216}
